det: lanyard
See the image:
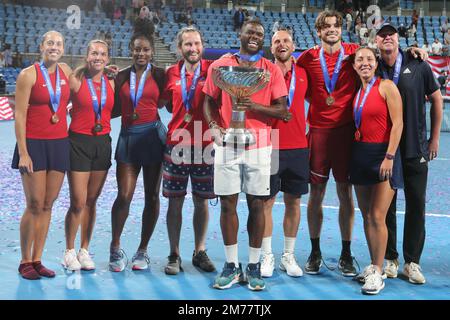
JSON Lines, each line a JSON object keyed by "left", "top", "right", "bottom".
{"left": 130, "top": 63, "right": 151, "bottom": 110}
{"left": 234, "top": 52, "right": 262, "bottom": 62}
{"left": 287, "top": 64, "right": 296, "bottom": 109}
{"left": 39, "top": 62, "right": 61, "bottom": 113}
{"left": 353, "top": 77, "right": 377, "bottom": 129}
{"left": 319, "top": 46, "right": 344, "bottom": 95}
{"left": 87, "top": 75, "right": 107, "bottom": 121}
{"left": 381, "top": 52, "right": 402, "bottom": 85}
{"left": 181, "top": 62, "right": 201, "bottom": 112}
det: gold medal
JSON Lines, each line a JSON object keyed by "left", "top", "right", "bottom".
{"left": 51, "top": 114, "right": 59, "bottom": 124}
{"left": 131, "top": 112, "right": 139, "bottom": 121}
{"left": 355, "top": 129, "right": 361, "bottom": 141}
{"left": 326, "top": 96, "right": 335, "bottom": 106}
{"left": 184, "top": 113, "right": 193, "bottom": 123}
{"left": 93, "top": 122, "right": 103, "bottom": 133}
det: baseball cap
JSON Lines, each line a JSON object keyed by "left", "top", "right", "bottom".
{"left": 376, "top": 23, "right": 398, "bottom": 36}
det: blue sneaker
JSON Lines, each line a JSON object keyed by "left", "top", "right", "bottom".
{"left": 213, "top": 262, "right": 243, "bottom": 290}
{"left": 245, "top": 262, "right": 265, "bottom": 291}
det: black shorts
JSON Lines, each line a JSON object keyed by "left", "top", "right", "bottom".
{"left": 269, "top": 148, "right": 310, "bottom": 197}
{"left": 69, "top": 131, "right": 112, "bottom": 172}
{"left": 349, "top": 141, "right": 403, "bottom": 189}
{"left": 12, "top": 137, "right": 70, "bottom": 172}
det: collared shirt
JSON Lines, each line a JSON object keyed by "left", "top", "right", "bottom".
{"left": 377, "top": 51, "right": 440, "bottom": 159}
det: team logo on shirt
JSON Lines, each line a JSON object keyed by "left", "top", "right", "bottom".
{"left": 403, "top": 68, "right": 412, "bottom": 74}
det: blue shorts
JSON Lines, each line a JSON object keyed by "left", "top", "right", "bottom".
{"left": 12, "top": 137, "right": 70, "bottom": 172}
{"left": 115, "top": 121, "right": 166, "bottom": 166}
{"left": 349, "top": 141, "right": 404, "bottom": 189}
{"left": 162, "top": 145, "right": 215, "bottom": 199}
{"left": 269, "top": 148, "right": 309, "bottom": 197}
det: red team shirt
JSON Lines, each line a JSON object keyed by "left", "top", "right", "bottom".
{"left": 296, "top": 43, "right": 359, "bottom": 129}
{"left": 69, "top": 76, "right": 115, "bottom": 135}
{"left": 353, "top": 78, "right": 391, "bottom": 144}
{"left": 26, "top": 63, "right": 71, "bottom": 139}
{"left": 203, "top": 56, "right": 287, "bottom": 149}
{"left": 272, "top": 63, "right": 308, "bottom": 150}
{"left": 118, "top": 69, "right": 160, "bottom": 128}
{"left": 161, "top": 59, "right": 212, "bottom": 146}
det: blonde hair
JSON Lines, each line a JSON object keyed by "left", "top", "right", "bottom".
{"left": 73, "top": 39, "right": 109, "bottom": 80}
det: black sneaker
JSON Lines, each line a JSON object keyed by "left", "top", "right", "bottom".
{"left": 245, "top": 263, "right": 266, "bottom": 291}
{"left": 192, "top": 250, "right": 216, "bottom": 272}
{"left": 305, "top": 251, "right": 322, "bottom": 275}
{"left": 338, "top": 255, "right": 357, "bottom": 277}
{"left": 164, "top": 254, "right": 183, "bottom": 275}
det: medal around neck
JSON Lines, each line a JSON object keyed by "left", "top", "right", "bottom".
{"left": 326, "top": 96, "right": 335, "bottom": 106}
{"left": 184, "top": 113, "right": 193, "bottom": 123}
{"left": 93, "top": 122, "right": 103, "bottom": 133}
{"left": 212, "top": 66, "right": 270, "bottom": 146}
{"left": 51, "top": 113, "right": 59, "bottom": 124}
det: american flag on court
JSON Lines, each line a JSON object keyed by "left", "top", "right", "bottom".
{"left": 0, "top": 96, "right": 14, "bottom": 120}
{"left": 427, "top": 55, "right": 450, "bottom": 96}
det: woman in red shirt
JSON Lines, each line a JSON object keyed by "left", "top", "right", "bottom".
{"left": 109, "top": 18, "right": 166, "bottom": 272}
{"left": 350, "top": 47, "right": 403, "bottom": 295}
{"left": 12, "top": 31, "right": 72, "bottom": 280}
{"left": 61, "top": 40, "right": 115, "bottom": 272}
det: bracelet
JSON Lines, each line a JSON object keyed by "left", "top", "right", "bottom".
{"left": 385, "top": 153, "right": 395, "bottom": 160}
{"left": 208, "top": 121, "right": 218, "bottom": 129}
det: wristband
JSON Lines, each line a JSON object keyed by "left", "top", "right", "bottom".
{"left": 385, "top": 153, "right": 395, "bottom": 160}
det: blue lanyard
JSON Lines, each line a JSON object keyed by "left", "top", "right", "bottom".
{"left": 130, "top": 63, "right": 151, "bottom": 111}
{"left": 382, "top": 52, "right": 402, "bottom": 85}
{"left": 319, "top": 47, "right": 344, "bottom": 95}
{"left": 181, "top": 62, "right": 201, "bottom": 112}
{"left": 353, "top": 77, "right": 377, "bottom": 130}
{"left": 39, "top": 62, "right": 61, "bottom": 113}
{"left": 234, "top": 52, "right": 262, "bottom": 62}
{"left": 287, "top": 64, "right": 296, "bottom": 109}
{"left": 87, "top": 76, "right": 107, "bottom": 121}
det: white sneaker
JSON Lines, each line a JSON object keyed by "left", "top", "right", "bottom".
{"left": 62, "top": 249, "right": 81, "bottom": 271}
{"left": 404, "top": 262, "right": 426, "bottom": 284}
{"left": 361, "top": 265, "right": 385, "bottom": 295}
{"left": 384, "top": 259, "right": 399, "bottom": 278}
{"left": 260, "top": 253, "right": 275, "bottom": 278}
{"left": 279, "top": 252, "right": 303, "bottom": 277}
{"left": 77, "top": 248, "right": 96, "bottom": 271}
{"left": 355, "top": 265, "right": 387, "bottom": 283}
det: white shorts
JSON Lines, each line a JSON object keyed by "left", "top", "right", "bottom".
{"left": 213, "top": 145, "right": 272, "bottom": 196}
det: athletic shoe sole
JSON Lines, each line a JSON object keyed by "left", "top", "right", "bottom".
{"left": 61, "top": 263, "right": 81, "bottom": 272}
{"left": 404, "top": 271, "right": 426, "bottom": 284}
{"left": 109, "top": 265, "right": 125, "bottom": 272}
{"left": 361, "top": 281, "right": 385, "bottom": 295}
{"left": 248, "top": 283, "right": 265, "bottom": 291}
{"left": 132, "top": 264, "right": 149, "bottom": 271}
{"left": 260, "top": 268, "right": 274, "bottom": 278}
{"left": 213, "top": 275, "right": 241, "bottom": 290}
{"left": 81, "top": 267, "right": 96, "bottom": 271}
{"left": 279, "top": 263, "right": 303, "bottom": 277}
{"left": 341, "top": 271, "right": 358, "bottom": 277}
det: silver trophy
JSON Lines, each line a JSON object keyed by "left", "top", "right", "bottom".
{"left": 212, "top": 66, "right": 270, "bottom": 146}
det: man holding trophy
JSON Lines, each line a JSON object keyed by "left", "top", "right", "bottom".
{"left": 203, "top": 17, "right": 290, "bottom": 291}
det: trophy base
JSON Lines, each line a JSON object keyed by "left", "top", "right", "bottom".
{"left": 222, "top": 128, "right": 256, "bottom": 147}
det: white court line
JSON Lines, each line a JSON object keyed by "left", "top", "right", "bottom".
{"left": 242, "top": 200, "right": 450, "bottom": 219}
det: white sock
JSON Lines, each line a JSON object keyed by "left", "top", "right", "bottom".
{"left": 261, "top": 237, "right": 272, "bottom": 255}
{"left": 224, "top": 244, "right": 239, "bottom": 267}
{"left": 249, "top": 246, "right": 262, "bottom": 264}
{"left": 284, "top": 237, "right": 296, "bottom": 254}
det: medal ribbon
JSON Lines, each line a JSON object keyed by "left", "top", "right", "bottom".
{"left": 181, "top": 62, "right": 201, "bottom": 112}
{"left": 381, "top": 51, "right": 402, "bottom": 85}
{"left": 87, "top": 75, "right": 107, "bottom": 122}
{"left": 287, "top": 63, "right": 296, "bottom": 109}
{"left": 319, "top": 46, "right": 344, "bottom": 96}
{"left": 234, "top": 52, "right": 262, "bottom": 62}
{"left": 353, "top": 77, "right": 377, "bottom": 130}
{"left": 40, "top": 62, "right": 61, "bottom": 113}
{"left": 130, "top": 63, "right": 151, "bottom": 111}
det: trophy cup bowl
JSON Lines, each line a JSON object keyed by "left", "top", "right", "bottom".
{"left": 212, "top": 66, "right": 270, "bottom": 146}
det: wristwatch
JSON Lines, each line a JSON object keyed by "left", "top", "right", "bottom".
{"left": 385, "top": 153, "right": 395, "bottom": 160}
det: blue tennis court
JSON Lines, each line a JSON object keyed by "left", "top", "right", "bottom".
{"left": 0, "top": 110, "right": 449, "bottom": 300}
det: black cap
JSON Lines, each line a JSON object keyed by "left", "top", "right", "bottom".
{"left": 376, "top": 23, "right": 398, "bottom": 36}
